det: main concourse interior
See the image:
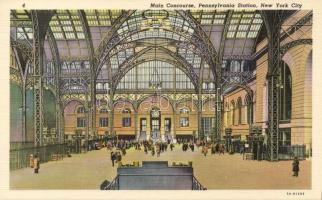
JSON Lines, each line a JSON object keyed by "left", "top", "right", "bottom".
{"left": 9, "top": 9, "right": 312, "bottom": 190}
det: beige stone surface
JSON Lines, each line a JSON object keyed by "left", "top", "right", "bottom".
{"left": 10, "top": 146, "right": 311, "bottom": 190}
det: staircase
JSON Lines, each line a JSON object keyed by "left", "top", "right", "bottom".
{"left": 102, "top": 161, "right": 206, "bottom": 190}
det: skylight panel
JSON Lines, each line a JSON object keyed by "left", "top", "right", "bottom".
{"left": 213, "top": 19, "right": 225, "bottom": 24}
{"left": 77, "top": 32, "right": 85, "bottom": 39}
{"left": 53, "top": 32, "right": 64, "bottom": 39}
{"left": 250, "top": 24, "right": 261, "bottom": 31}
{"left": 230, "top": 19, "right": 239, "bottom": 24}
{"left": 240, "top": 19, "right": 252, "bottom": 24}
{"left": 253, "top": 18, "right": 263, "bottom": 24}
{"left": 201, "top": 19, "right": 212, "bottom": 24}
{"left": 65, "top": 32, "right": 76, "bottom": 39}
{"left": 202, "top": 14, "right": 213, "bottom": 18}
{"left": 236, "top": 31, "right": 247, "bottom": 38}
{"left": 215, "top": 14, "right": 226, "bottom": 18}
{"left": 238, "top": 24, "right": 249, "bottom": 31}
{"left": 229, "top": 25, "right": 237, "bottom": 31}
{"left": 247, "top": 31, "right": 257, "bottom": 38}
{"left": 227, "top": 32, "right": 235, "bottom": 38}
{"left": 63, "top": 26, "right": 73, "bottom": 32}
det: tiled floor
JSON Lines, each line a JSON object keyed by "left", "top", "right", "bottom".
{"left": 10, "top": 145, "right": 311, "bottom": 189}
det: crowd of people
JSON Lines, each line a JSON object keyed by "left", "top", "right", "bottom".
{"left": 105, "top": 138, "right": 233, "bottom": 166}
{"left": 29, "top": 138, "right": 301, "bottom": 177}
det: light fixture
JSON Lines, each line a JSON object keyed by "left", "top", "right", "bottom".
{"left": 142, "top": 10, "right": 170, "bottom": 31}
{"left": 149, "top": 38, "right": 162, "bottom": 91}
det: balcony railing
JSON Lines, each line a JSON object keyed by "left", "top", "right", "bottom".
{"left": 192, "top": 176, "right": 206, "bottom": 190}
{"left": 104, "top": 175, "right": 119, "bottom": 190}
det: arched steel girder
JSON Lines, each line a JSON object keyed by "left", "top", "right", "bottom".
{"left": 94, "top": 10, "right": 136, "bottom": 72}
{"left": 47, "top": 28, "right": 61, "bottom": 73}
{"left": 98, "top": 33, "right": 202, "bottom": 68}
{"left": 104, "top": 30, "right": 206, "bottom": 63}
{"left": 280, "top": 39, "right": 312, "bottom": 57}
{"left": 177, "top": 10, "right": 219, "bottom": 80}
{"left": 159, "top": 46, "right": 199, "bottom": 85}
{"left": 95, "top": 27, "right": 206, "bottom": 77}
{"left": 111, "top": 46, "right": 199, "bottom": 92}
{"left": 10, "top": 46, "right": 25, "bottom": 85}
{"left": 47, "top": 28, "right": 61, "bottom": 92}
{"left": 136, "top": 94, "right": 175, "bottom": 112}
{"left": 110, "top": 45, "right": 198, "bottom": 82}
{"left": 10, "top": 67, "right": 23, "bottom": 86}
{"left": 217, "top": 11, "right": 233, "bottom": 70}
{"left": 10, "top": 39, "right": 33, "bottom": 61}
{"left": 10, "top": 39, "right": 32, "bottom": 81}
{"left": 94, "top": 10, "right": 219, "bottom": 81}
{"left": 78, "top": 10, "right": 97, "bottom": 137}
{"left": 43, "top": 85, "right": 57, "bottom": 96}
{"left": 78, "top": 11, "right": 95, "bottom": 62}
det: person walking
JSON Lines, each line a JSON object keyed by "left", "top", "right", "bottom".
{"left": 144, "top": 145, "right": 148, "bottom": 154}
{"left": 170, "top": 143, "right": 174, "bottom": 151}
{"left": 117, "top": 151, "right": 122, "bottom": 162}
{"left": 33, "top": 153, "right": 40, "bottom": 174}
{"left": 219, "top": 144, "right": 225, "bottom": 155}
{"left": 121, "top": 148, "right": 126, "bottom": 156}
{"left": 110, "top": 151, "right": 116, "bottom": 167}
{"left": 211, "top": 144, "right": 216, "bottom": 155}
{"left": 292, "top": 156, "right": 300, "bottom": 177}
{"left": 156, "top": 144, "right": 161, "bottom": 157}
{"left": 151, "top": 145, "right": 155, "bottom": 156}
{"left": 202, "top": 146, "right": 208, "bottom": 157}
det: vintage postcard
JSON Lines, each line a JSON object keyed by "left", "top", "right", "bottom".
{"left": 0, "top": 0, "right": 321, "bottom": 199}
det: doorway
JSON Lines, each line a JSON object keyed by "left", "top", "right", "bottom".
{"left": 139, "top": 118, "right": 147, "bottom": 140}
{"left": 150, "top": 108, "right": 161, "bottom": 140}
{"left": 164, "top": 118, "right": 171, "bottom": 141}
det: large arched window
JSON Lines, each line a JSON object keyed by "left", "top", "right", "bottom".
{"left": 237, "top": 97, "right": 242, "bottom": 125}
{"left": 179, "top": 107, "right": 190, "bottom": 127}
{"left": 231, "top": 100, "right": 235, "bottom": 126}
{"left": 245, "top": 94, "right": 253, "bottom": 124}
{"left": 279, "top": 61, "right": 292, "bottom": 121}
{"left": 117, "top": 61, "right": 194, "bottom": 90}
{"left": 76, "top": 106, "right": 86, "bottom": 127}
{"left": 122, "top": 108, "right": 131, "bottom": 127}
{"left": 225, "top": 103, "right": 229, "bottom": 126}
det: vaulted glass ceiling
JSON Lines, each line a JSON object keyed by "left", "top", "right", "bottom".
{"left": 49, "top": 10, "right": 85, "bottom": 40}
{"left": 11, "top": 10, "right": 262, "bottom": 58}
{"left": 10, "top": 9, "right": 266, "bottom": 81}
{"left": 85, "top": 10, "right": 123, "bottom": 26}
{"left": 227, "top": 11, "right": 262, "bottom": 39}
